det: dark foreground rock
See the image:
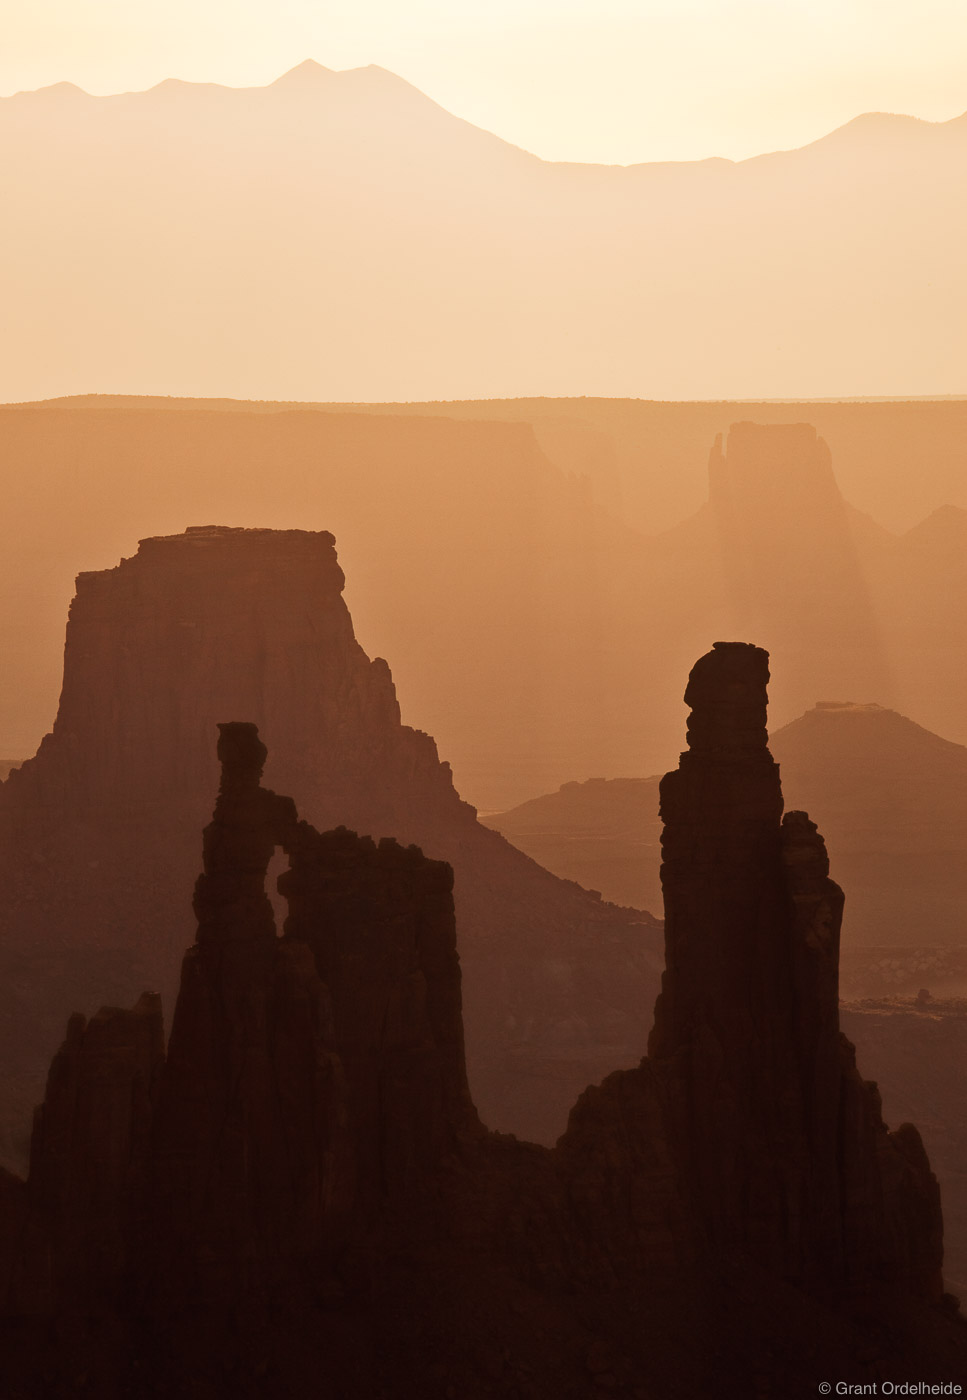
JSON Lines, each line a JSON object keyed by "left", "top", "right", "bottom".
{"left": 1, "top": 646, "right": 962, "bottom": 1398}
{"left": 844, "top": 996, "right": 967, "bottom": 1304}
{"left": 0, "top": 527, "right": 660, "bottom": 1167}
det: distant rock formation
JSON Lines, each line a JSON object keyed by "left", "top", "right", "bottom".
{"left": 486, "top": 775, "right": 663, "bottom": 910}
{"left": 488, "top": 697, "right": 967, "bottom": 949}
{"left": 1, "top": 645, "right": 957, "bottom": 1398}
{"left": 0, "top": 526, "right": 660, "bottom": 1167}
{"left": 708, "top": 421, "right": 894, "bottom": 717}
{"left": 0, "top": 403, "right": 649, "bottom": 813}
{"left": 328, "top": 395, "right": 966, "bottom": 538}
{"left": 770, "top": 701, "right": 967, "bottom": 949}
{"left": 2, "top": 402, "right": 965, "bottom": 812}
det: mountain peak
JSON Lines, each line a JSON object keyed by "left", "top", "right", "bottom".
{"left": 13, "top": 80, "right": 88, "bottom": 100}
{"left": 273, "top": 59, "right": 333, "bottom": 85}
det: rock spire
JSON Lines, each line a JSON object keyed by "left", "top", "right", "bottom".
{"left": 649, "top": 640, "right": 942, "bottom": 1292}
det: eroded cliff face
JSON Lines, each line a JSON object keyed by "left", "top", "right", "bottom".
{"left": 3, "top": 649, "right": 958, "bottom": 1399}
{"left": 0, "top": 527, "right": 661, "bottom": 1164}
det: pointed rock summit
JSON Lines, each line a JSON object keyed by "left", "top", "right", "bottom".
{"left": 273, "top": 59, "right": 334, "bottom": 84}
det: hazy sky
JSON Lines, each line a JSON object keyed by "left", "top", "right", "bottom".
{"left": 2, "top": 0, "right": 966, "bottom": 163}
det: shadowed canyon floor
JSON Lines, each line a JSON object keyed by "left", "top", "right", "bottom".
{"left": 1, "top": 646, "right": 963, "bottom": 1399}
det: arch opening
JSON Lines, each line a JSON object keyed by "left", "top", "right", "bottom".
{"left": 265, "top": 845, "right": 290, "bottom": 937}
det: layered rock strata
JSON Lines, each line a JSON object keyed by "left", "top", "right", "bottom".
{"left": 4, "top": 403, "right": 964, "bottom": 814}
{"left": 0, "top": 647, "right": 958, "bottom": 1397}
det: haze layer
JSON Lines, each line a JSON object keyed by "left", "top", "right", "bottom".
{"left": 2, "top": 62, "right": 965, "bottom": 401}
{"left": 2, "top": 403, "right": 963, "bottom": 811}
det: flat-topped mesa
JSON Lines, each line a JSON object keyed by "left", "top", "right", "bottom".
{"left": 39, "top": 526, "right": 411, "bottom": 817}
{"left": 706, "top": 423, "right": 858, "bottom": 605}
{"left": 0, "top": 525, "right": 656, "bottom": 1160}
{"left": 708, "top": 420, "right": 839, "bottom": 511}
{"left": 649, "top": 641, "right": 943, "bottom": 1295}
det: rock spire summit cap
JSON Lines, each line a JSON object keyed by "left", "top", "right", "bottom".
{"left": 683, "top": 641, "right": 770, "bottom": 758}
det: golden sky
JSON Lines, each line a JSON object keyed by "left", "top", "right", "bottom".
{"left": 2, "top": 0, "right": 966, "bottom": 163}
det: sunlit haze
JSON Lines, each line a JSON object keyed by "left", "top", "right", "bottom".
{"left": 3, "top": 0, "right": 967, "bottom": 163}
{"left": 1, "top": 0, "right": 967, "bottom": 1388}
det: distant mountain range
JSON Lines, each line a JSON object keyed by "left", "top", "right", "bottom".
{"left": 1, "top": 61, "right": 965, "bottom": 402}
